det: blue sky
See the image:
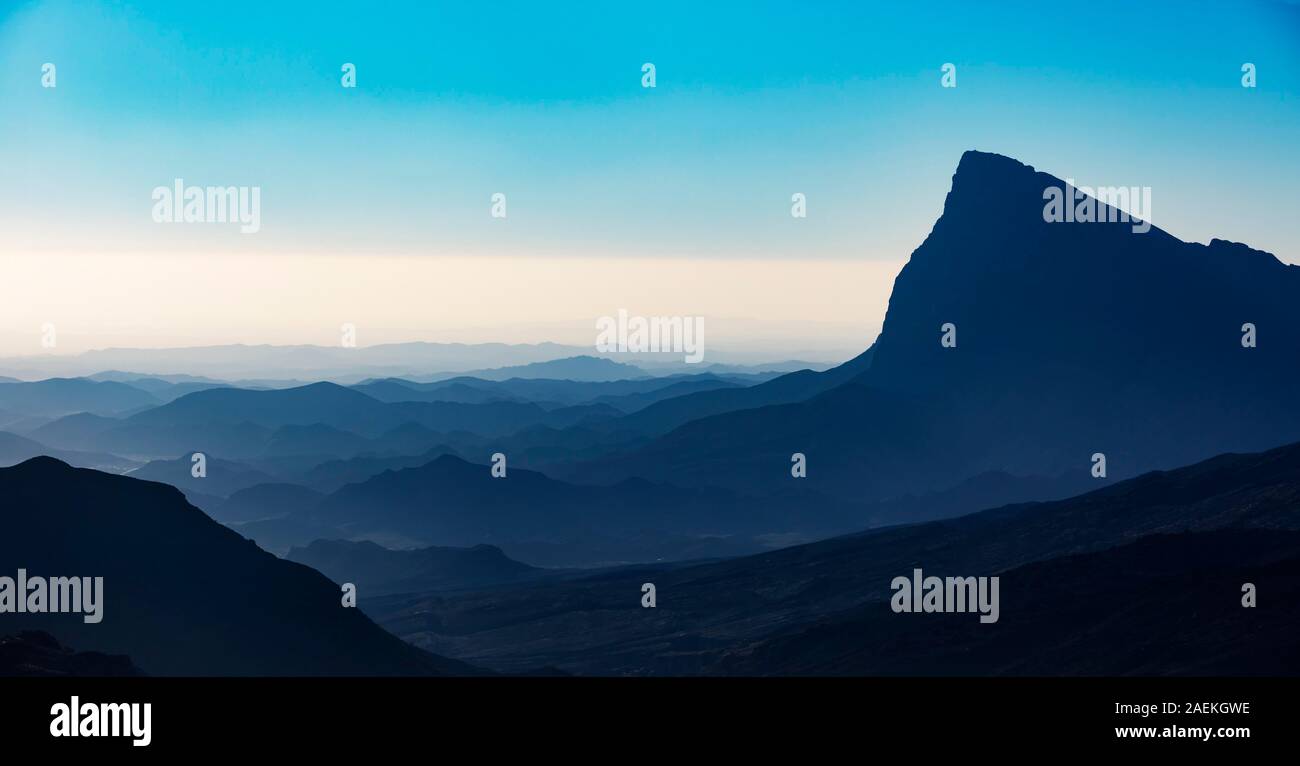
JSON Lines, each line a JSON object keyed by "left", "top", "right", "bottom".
{"left": 0, "top": 0, "right": 1297, "bottom": 356}
{"left": 3, "top": 0, "right": 1299, "bottom": 258}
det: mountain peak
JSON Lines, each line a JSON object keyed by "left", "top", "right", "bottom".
{"left": 860, "top": 149, "right": 1300, "bottom": 484}
{"left": 953, "top": 149, "right": 1037, "bottom": 178}
{"left": 940, "top": 150, "right": 1052, "bottom": 221}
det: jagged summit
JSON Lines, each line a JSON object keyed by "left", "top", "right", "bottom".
{"left": 953, "top": 148, "right": 1036, "bottom": 175}
{"left": 934, "top": 149, "right": 1169, "bottom": 242}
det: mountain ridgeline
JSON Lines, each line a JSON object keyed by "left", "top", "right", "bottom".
{"left": 868, "top": 150, "right": 1300, "bottom": 476}
{"left": 577, "top": 151, "right": 1300, "bottom": 503}
{"left": 2, "top": 150, "right": 1297, "bottom": 677}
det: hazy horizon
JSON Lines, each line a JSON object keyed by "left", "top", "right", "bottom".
{"left": 0, "top": 252, "right": 898, "bottom": 360}
{"left": 3, "top": 0, "right": 1298, "bottom": 358}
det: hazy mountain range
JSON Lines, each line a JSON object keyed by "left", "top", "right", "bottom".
{"left": 370, "top": 441, "right": 1300, "bottom": 675}
{"left": 0, "top": 344, "right": 825, "bottom": 384}
{"left": 4, "top": 150, "right": 1297, "bottom": 677}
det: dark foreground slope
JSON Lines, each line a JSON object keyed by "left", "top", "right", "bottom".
{"left": 0, "top": 631, "right": 144, "bottom": 677}
{"left": 0, "top": 457, "right": 479, "bottom": 676}
{"left": 720, "top": 530, "right": 1300, "bottom": 676}
{"left": 371, "top": 441, "right": 1300, "bottom": 675}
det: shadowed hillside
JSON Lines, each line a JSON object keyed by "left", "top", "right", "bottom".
{"left": 0, "top": 457, "right": 481, "bottom": 676}
{"left": 369, "top": 441, "right": 1300, "bottom": 675}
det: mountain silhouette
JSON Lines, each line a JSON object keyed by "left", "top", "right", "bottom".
{"left": 576, "top": 151, "right": 1300, "bottom": 511}
{"left": 0, "top": 457, "right": 479, "bottom": 675}
{"left": 867, "top": 150, "right": 1300, "bottom": 477}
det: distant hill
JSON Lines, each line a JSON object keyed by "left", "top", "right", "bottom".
{"left": 211, "top": 482, "right": 325, "bottom": 523}
{"left": 0, "top": 457, "right": 480, "bottom": 676}
{"left": 425, "top": 355, "right": 648, "bottom": 383}
{"left": 20, "top": 381, "right": 635, "bottom": 462}
{"left": 88, "top": 370, "right": 222, "bottom": 385}
{"left": 370, "top": 440, "right": 1300, "bottom": 675}
{"left": 287, "top": 540, "right": 544, "bottom": 596}
{"left": 0, "top": 341, "right": 597, "bottom": 381}
{"left": 241, "top": 454, "right": 863, "bottom": 565}
{"left": 352, "top": 372, "right": 742, "bottom": 409}
{"left": 0, "top": 430, "right": 139, "bottom": 473}
{"left": 352, "top": 379, "right": 529, "bottom": 405}
{"left": 582, "top": 345, "right": 876, "bottom": 440}
{"left": 294, "top": 444, "right": 472, "bottom": 494}
{"left": 262, "top": 423, "right": 374, "bottom": 458}
{"left": 0, "top": 378, "right": 159, "bottom": 417}
{"left": 590, "top": 376, "right": 745, "bottom": 413}
{"left": 24, "top": 412, "right": 120, "bottom": 446}
{"left": 129, "top": 454, "right": 277, "bottom": 498}
{"left": 123, "top": 382, "right": 619, "bottom": 441}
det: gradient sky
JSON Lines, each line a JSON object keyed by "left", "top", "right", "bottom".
{"left": 1, "top": 0, "right": 1297, "bottom": 359}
